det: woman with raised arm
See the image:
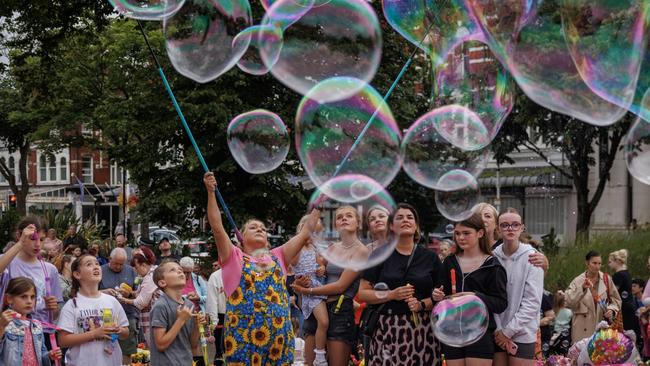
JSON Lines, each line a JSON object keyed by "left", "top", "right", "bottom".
{"left": 204, "top": 172, "right": 319, "bottom": 365}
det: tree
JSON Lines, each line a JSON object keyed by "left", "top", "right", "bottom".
{"left": 492, "top": 87, "right": 633, "bottom": 241}
{"left": 0, "top": 1, "right": 112, "bottom": 216}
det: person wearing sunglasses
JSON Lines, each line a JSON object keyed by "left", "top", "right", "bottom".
{"left": 492, "top": 208, "right": 544, "bottom": 365}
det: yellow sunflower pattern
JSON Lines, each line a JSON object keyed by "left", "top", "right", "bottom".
{"left": 224, "top": 251, "right": 294, "bottom": 365}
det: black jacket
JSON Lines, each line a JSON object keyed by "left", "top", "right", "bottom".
{"left": 437, "top": 255, "right": 508, "bottom": 330}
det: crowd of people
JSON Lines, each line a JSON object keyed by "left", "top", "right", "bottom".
{"left": 0, "top": 172, "right": 647, "bottom": 366}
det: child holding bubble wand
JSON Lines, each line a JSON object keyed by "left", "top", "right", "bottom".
{"left": 204, "top": 172, "right": 320, "bottom": 365}
{"left": 432, "top": 212, "right": 508, "bottom": 366}
{"left": 0, "top": 217, "right": 63, "bottom": 327}
{"left": 57, "top": 254, "right": 129, "bottom": 366}
{"left": 0, "top": 277, "right": 62, "bottom": 365}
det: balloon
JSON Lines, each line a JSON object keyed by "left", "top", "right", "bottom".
{"left": 587, "top": 328, "right": 634, "bottom": 365}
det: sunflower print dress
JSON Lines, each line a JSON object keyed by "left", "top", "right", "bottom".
{"left": 223, "top": 252, "right": 294, "bottom": 366}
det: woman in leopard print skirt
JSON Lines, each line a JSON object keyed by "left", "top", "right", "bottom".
{"left": 359, "top": 203, "right": 441, "bottom": 366}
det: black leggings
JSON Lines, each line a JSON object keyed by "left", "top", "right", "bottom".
{"left": 213, "top": 314, "right": 225, "bottom": 365}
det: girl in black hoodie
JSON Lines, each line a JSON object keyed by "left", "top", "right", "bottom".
{"left": 432, "top": 212, "right": 508, "bottom": 366}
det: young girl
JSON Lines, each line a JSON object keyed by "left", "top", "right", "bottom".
{"left": 492, "top": 208, "right": 544, "bottom": 365}
{"left": 293, "top": 215, "right": 329, "bottom": 366}
{"left": 0, "top": 277, "right": 62, "bottom": 365}
{"left": 433, "top": 212, "right": 508, "bottom": 366}
{"left": 550, "top": 291, "right": 572, "bottom": 356}
{"left": 57, "top": 254, "right": 129, "bottom": 366}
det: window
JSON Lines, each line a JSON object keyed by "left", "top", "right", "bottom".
{"left": 39, "top": 155, "right": 47, "bottom": 181}
{"left": 8, "top": 157, "right": 16, "bottom": 183}
{"left": 48, "top": 154, "right": 56, "bottom": 181}
{"left": 82, "top": 156, "right": 93, "bottom": 184}
{"left": 0, "top": 157, "right": 5, "bottom": 183}
{"left": 110, "top": 162, "right": 128, "bottom": 186}
{"left": 60, "top": 157, "right": 67, "bottom": 182}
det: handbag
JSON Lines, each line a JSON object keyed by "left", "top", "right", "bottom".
{"left": 603, "top": 273, "right": 624, "bottom": 331}
{"left": 360, "top": 246, "right": 418, "bottom": 337}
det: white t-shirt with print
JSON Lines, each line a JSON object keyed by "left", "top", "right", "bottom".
{"left": 58, "top": 293, "right": 128, "bottom": 366}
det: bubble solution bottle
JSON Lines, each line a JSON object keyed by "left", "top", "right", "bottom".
{"left": 102, "top": 308, "right": 116, "bottom": 355}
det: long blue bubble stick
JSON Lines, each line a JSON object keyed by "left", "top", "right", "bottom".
{"left": 331, "top": 20, "right": 436, "bottom": 178}
{"left": 136, "top": 20, "right": 243, "bottom": 242}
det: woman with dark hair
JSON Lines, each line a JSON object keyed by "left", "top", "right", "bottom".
{"left": 432, "top": 212, "right": 508, "bottom": 366}
{"left": 565, "top": 250, "right": 621, "bottom": 343}
{"left": 121, "top": 246, "right": 159, "bottom": 348}
{"left": 359, "top": 203, "right": 441, "bottom": 365}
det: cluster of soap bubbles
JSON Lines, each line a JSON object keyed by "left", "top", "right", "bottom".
{"left": 108, "top": 0, "right": 650, "bottom": 271}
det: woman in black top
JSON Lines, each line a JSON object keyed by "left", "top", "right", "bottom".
{"left": 432, "top": 212, "right": 508, "bottom": 366}
{"left": 608, "top": 249, "right": 638, "bottom": 333}
{"left": 359, "top": 203, "right": 441, "bottom": 366}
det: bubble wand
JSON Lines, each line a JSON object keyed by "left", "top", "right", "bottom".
{"left": 198, "top": 320, "right": 209, "bottom": 366}
{"left": 135, "top": 20, "right": 242, "bottom": 243}
{"left": 331, "top": 20, "right": 438, "bottom": 178}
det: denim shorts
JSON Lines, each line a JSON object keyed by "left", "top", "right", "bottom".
{"left": 303, "top": 297, "right": 357, "bottom": 345}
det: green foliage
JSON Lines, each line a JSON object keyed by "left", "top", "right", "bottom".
{"left": 0, "top": 210, "right": 20, "bottom": 249}
{"left": 545, "top": 229, "right": 650, "bottom": 292}
{"left": 38, "top": 208, "right": 79, "bottom": 238}
{"left": 541, "top": 227, "right": 561, "bottom": 256}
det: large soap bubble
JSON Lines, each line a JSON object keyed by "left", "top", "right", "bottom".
{"left": 466, "top": 1, "right": 628, "bottom": 126}
{"left": 432, "top": 294, "right": 489, "bottom": 348}
{"left": 401, "top": 108, "right": 490, "bottom": 191}
{"left": 233, "top": 25, "right": 283, "bottom": 76}
{"left": 108, "top": 0, "right": 185, "bottom": 20}
{"left": 625, "top": 117, "right": 650, "bottom": 186}
{"left": 227, "top": 109, "right": 289, "bottom": 174}
{"left": 433, "top": 40, "right": 514, "bottom": 148}
{"left": 434, "top": 170, "right": 481, "bottom": 221}
{"left": 164, "top": 0, "right": 252, "bottom": 83}
{"left": 382, "top": 0, "right": 481, "bottom": 65}
{"left": 261, "top": 0, "right": 382, "bottom": 103}
{"left": 296, "top": 77, "right": 401, "bottom": 198}
{"left": 561, "top": 0, "right": 649, "bottom": 118}
{"left": 308, "top": 175, "right": 397, "bottom": 271}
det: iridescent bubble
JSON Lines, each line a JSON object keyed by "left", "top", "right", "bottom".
{"left": 233, "top": 25, "right": 283, "bottom": 76}
{"left": 383, "top": 0, "right": 481, "bottom": 65}
{"left": 426, "top": 105, "right": 489, "bottom": 152}
{"left": 433, "top": 40, "right": 514, "bottom": 147}
{"left": 108, "top": 0, "right": 185, "bottom": 20}
{"left": 435, "top": 170, "right": 480, "bottom": 221}
{"left": 374, "top": 282, "right": 389, "bottom": 299}
{"left": 250, "top": 248, "right": 275, "bottom": 273}
{"left": 227, "top": 109, "right": 289, "bottom": 174}
{"left": 308, "top": 176, "right": 397, "bottom": 271}
{"left": 432, "top": 294, "right": 489, "bottom": 347}
{"left": 261, "top": 0, "right": 331, "bottom": 11}
{"left": 296, "top": 77, "right": 401, "bottom": 196}
{"left": 401, "top": 108, "right": 490, "bottom": 191}
{"left": 164, "top": 0, "right": 252, "bottom": 83}
{"left": 561, "top": 1, "right": 649, "bottom": 118}
{"left": 445, "top": 224, "right": 454, "bottom": 234}
{"left": 467, "top": 1, "right": 629, "bottom": 126}
{"left": 625, "top": 118, "right": 650, "bottom": 186}
{"left": 261, "top": 0, "right": 382, "bottom": 103}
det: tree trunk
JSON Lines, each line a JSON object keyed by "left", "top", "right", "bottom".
{"left": 16, "top": 143, "right": 31, "bottom": 217}
{"left": 574, "top": 176, "right": 591, "bottom": 244}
